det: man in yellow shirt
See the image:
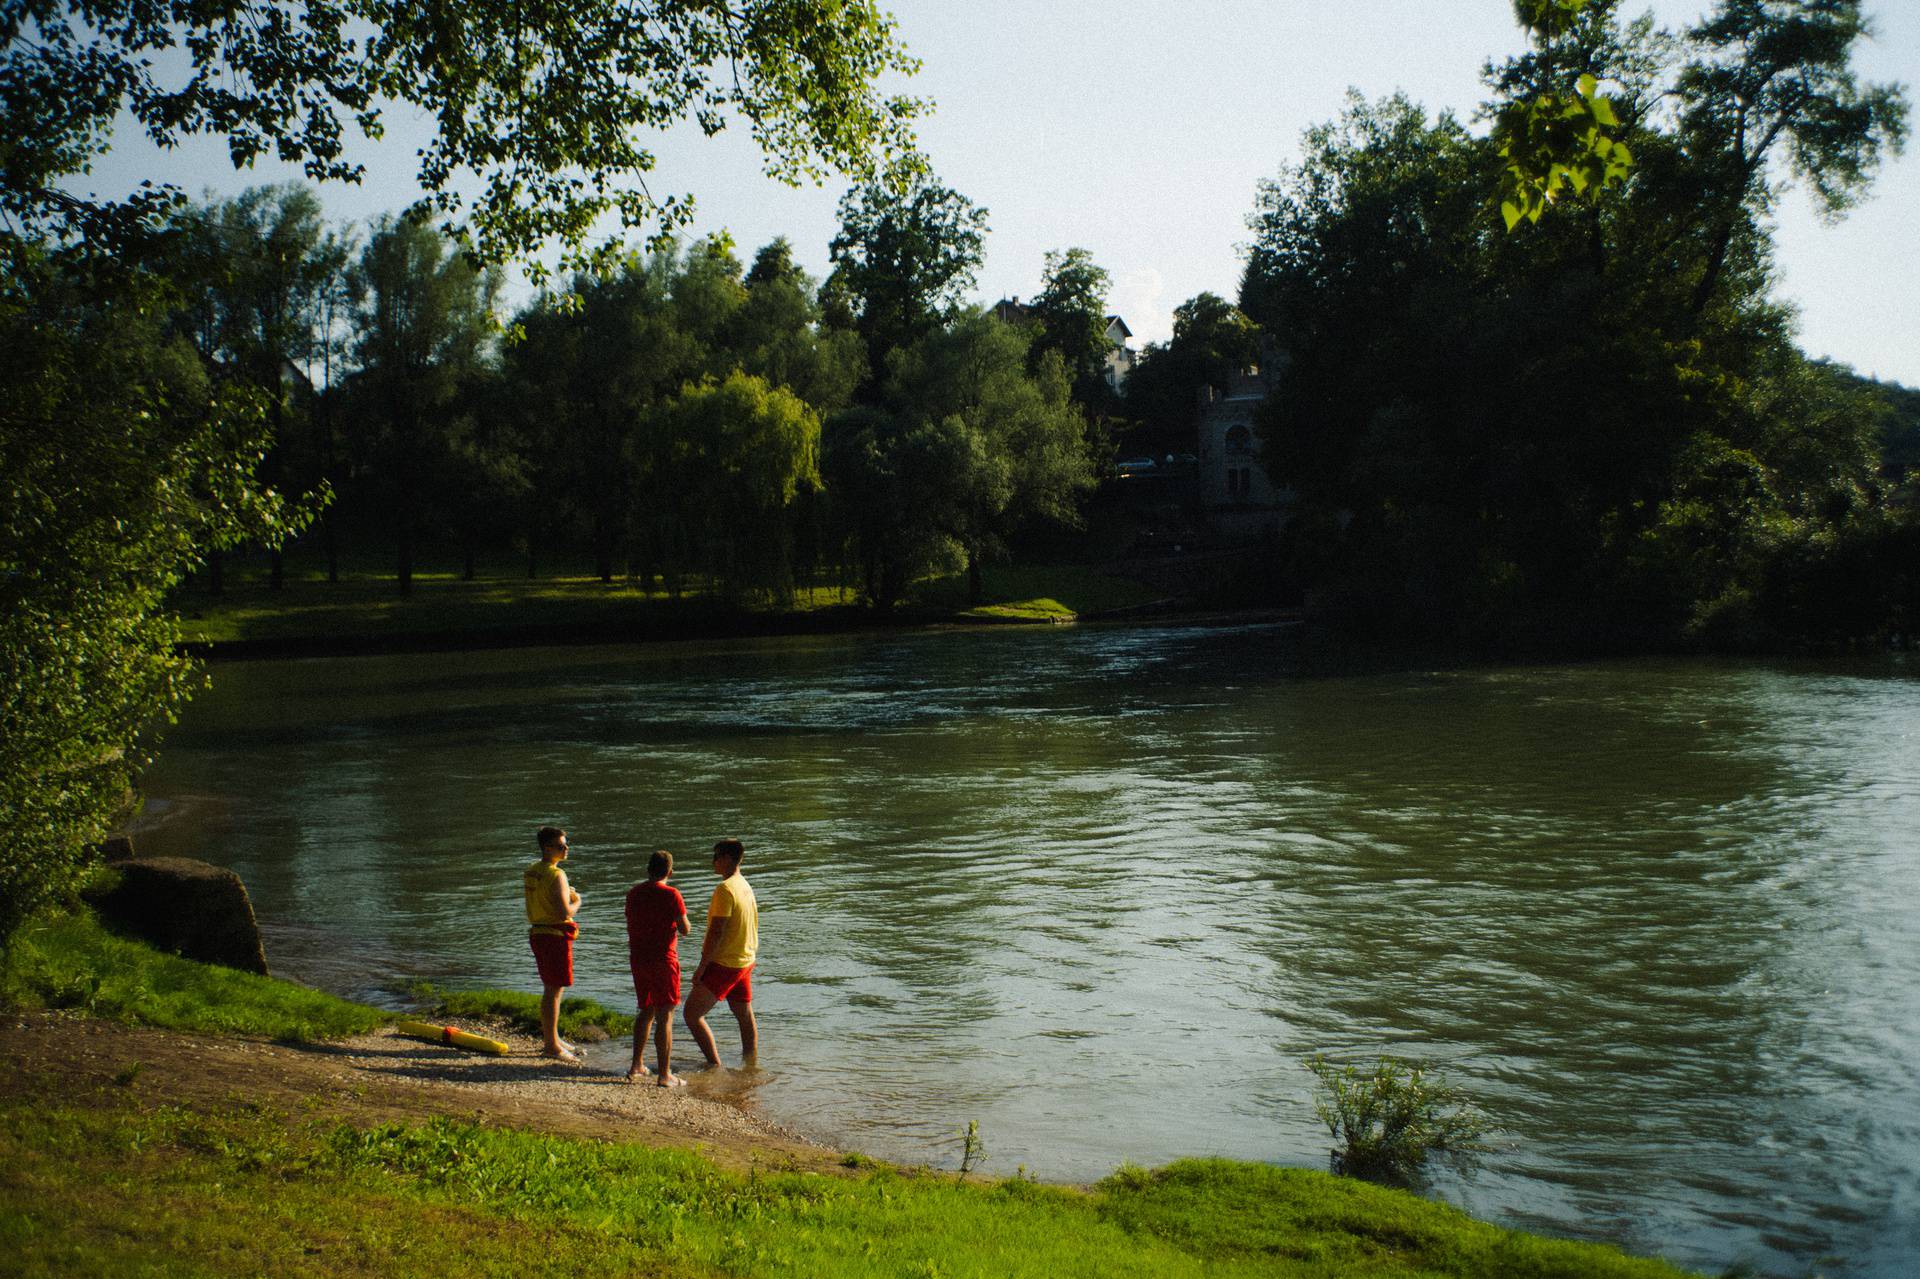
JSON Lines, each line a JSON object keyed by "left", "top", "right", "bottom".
{"left": 523, "top": 825, "right": 582, "bottom": 1063}
{"left": 684, "top": 837, "right": 758, "bottom": 1066}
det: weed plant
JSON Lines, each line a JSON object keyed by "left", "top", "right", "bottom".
{"left": 1306, "top": 1053, "right": 1493, "bottom": 1182}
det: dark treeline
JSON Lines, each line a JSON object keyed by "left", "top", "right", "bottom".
{"left": 146, "top": 175, "right": 1107, "bottom": 608}
{"left": 1119, "top": 0, "right": 1916, "bottom": 651}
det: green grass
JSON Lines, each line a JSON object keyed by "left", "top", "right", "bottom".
{"left": 412, "top": 984, "right": 636, "bottom": 1042}
{"left": 0, "top": 1099, "right": 1701, "bottom": 1279}
{"left": 172, "top": 558, "right": 1162, "bottom": 647}
{"left": 916, "top": 564, "right": 1161, "bottom": 620}
{"left": 1, "top": 913, "right": 385, "bottom": 1042}
{"left": 174, "top": 571, "right": 861, "bottom": 646}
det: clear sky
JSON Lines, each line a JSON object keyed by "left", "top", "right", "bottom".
{"left": 69, "top": 1, "right": 1920, "bottom": 384}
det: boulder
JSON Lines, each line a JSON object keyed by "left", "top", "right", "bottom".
{"left": 90, "top": 857, "right": 270, "bottom": 976}
{"left": 97, "top": 835, "right": 136, "bottom": 863}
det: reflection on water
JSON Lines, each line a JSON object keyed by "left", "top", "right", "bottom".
{"left": 138, "top": 627, "right": 1920, "bottom": 1276}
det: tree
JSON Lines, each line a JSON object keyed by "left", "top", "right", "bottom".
{"left": 826, "top": 174, "right": 989, "bottom": 383}
{"left": 649, "top": 372, "right": 823, "bottom": 602}
{"left": 4, "top": 0, "right": 925, "bottom": 275}
{"left": 1122, "top": 292, "right": 1262, "bottom": 453}
{"left": 1675, "top": 0, "right": 1908, "bottom": 314}
{"left": 731, "top": 238, "right": 866, "bottom": 418}
{"left": 508, "top": 247, "right": 701, "bottom": 585}
{"left": 0, "top": 249, "right": 301, "bottom": 943}
{"left": 1242, "top": 0, "right": 1904, "bottom": 649}
{"left": 881, "top": 313, "right": 1094, "bottom": 604}
{"left": 1029, "top": 247, "right": 1115, "bottom": 409}
{"left": 822, "top": 406, "right": 979, "bottom": 608}
{"left": 346, "top": 216, "right": 499, "bottom": 594}
{"left": 161, "top": 185, "right": 347, "bottom": 590}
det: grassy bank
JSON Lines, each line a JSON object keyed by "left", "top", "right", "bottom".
{"left": 1, "top": 913, "right": 384, "bottom": 1041}
{"left": 0, "top": 1097, "right": 1697, "bottom": 1279}
{"left": 171, "top": 560, "right": 1162, "bottom": 650}
{"left": 0, "top": 915, "right": 1703, "bottom": 1277}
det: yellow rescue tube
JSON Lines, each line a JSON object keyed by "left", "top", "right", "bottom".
{"left": 396, "top": 1019, "right": 510, "bottom": 1056}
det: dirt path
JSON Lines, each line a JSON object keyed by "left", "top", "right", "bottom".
{"left": 0, "top": 1012, "right": 834, "bottom": 1172}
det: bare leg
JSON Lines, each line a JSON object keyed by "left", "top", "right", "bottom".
{"left": 627, "top": 1008, "right": 654, "bottom": 1079}
{"left": 656, "top": 1005, "right": 684, "bottom": 1086}
{"left": 683, "top": 982, "right": 722, "bottom": 1065}
{"left": 728, "top": 992, "right": 757, "bottom": 1062}
{"left": 540, "top": 985, "right": 577, "bottom": 1061}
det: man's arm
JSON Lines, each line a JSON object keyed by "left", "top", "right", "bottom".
{"left": 551, "top": 869, "right": 580, "bottom": 921}
{"left": 692, "top": 916, "right": 725, "bottom": 981}
{"left": 676, "top": 911, "right": 692, "bottom": 938}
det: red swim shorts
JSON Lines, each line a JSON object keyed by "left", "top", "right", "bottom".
{"left": 699, "top": 962, "right": 753, "bottom": 1003}
{"left": 631, "top": 958, "right": 682, "bottom": 1009}
{"left": 530, "top": 932, "right": 573, "bottom": 988}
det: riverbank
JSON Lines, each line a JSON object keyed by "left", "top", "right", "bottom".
{"left": 0, "top": 916, "right": 1701, "bottom": 1277}
{"left": 170, "top": 562, "right": 1195, "bottom": 659}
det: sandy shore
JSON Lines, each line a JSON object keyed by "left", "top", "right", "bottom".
{"left": 0, "top": 1011, "right": 831, "bottom": 1172}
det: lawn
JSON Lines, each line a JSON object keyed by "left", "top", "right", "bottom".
{"left": 172, "top": 558, "right": 1161, "bottom": 647}
{"left": 0, "top": 1099, "right": 1701, "bottom": 1279}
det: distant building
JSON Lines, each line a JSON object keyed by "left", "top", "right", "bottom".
{"left": 990, "top": 298, "right": 1135, "bottom": 394}
{"left": 1101, "top": 316, "right": 1134, "bottom": 395}
{"left": 1196, "top": 357, "right": 1292, "bottom": 540}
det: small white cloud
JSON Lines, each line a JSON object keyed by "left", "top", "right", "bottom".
{"left": 1109, "top": 267, "right": 1169, "bottom": 346}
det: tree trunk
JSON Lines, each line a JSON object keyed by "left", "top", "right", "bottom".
{"left": 269, "top": 548, "right": 284, "bottom": 591}
{"left": 967, "top": 547, "right": 984, "bottom": 607}
{"left": 397, "top": 526, "right": 413, "bottom": 597}
{"left": 207, "top": 549, "right": 224, "bottom": 596}
{"left": 323, "top": 516, "right": 339, "bottom": 584}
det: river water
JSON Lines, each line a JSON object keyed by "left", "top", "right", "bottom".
{"left": 135, "top": 623, "right": 1920, "bottom": 1276}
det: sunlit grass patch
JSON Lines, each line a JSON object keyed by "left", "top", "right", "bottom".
{"left": 915, "top": 564, "right": 1158, "bottom": 617}
{"left": 1095, "top": 1159, "right": 1693, "bottom": 1277}
{"left": 0, "top": 913, "right": 384, "bottom": 1042}
{"left": 958, "top": 597, "right": 1078, "bottom": 622}
{"left": 412, "top": 984, "right": 635, "bottom": 1041}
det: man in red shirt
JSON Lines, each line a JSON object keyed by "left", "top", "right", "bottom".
{"left": 625, "top": 849, "right": 691, "bottom": 1086}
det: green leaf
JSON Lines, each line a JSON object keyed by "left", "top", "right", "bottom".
{"left": 1576, "top": 73, "right": 1599, "bottom": 99}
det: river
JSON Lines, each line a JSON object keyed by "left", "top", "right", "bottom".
{"left": 134, "top": 623, "right": 1920, "bottom": 1277}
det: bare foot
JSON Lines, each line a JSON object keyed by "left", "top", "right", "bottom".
{"left": 657, "top": 1072, "right": 687, "bottom": 1088}
{"left": 541, "top": 1046, "right": 582, "bottom": 1065}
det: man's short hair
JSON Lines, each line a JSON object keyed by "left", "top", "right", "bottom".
{"left": 537, "top": 825, "right": 566, "bottom": 853}
{"left": 647, "top": 850, "right": 672, "bottom": 881}
{"left": 712, "top": 837, "right": 744, "bottom": 864}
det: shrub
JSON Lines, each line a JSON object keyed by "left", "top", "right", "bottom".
{"left": 1306, "top": 1053, "right": 1492, "bottom": 1182}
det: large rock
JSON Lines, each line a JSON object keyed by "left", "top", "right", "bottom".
{"left": 90, "top": 857, "right": 270, "bottom": 976}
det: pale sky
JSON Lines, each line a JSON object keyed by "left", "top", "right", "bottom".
{"left": 69, "top": 1, "right": 1920, "bottom": 384}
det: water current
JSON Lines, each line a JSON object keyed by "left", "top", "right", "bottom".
{"left": 135, "top": 623, "right": 1920, "bottom": 1276}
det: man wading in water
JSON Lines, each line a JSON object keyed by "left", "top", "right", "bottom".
{"left": 524, "top": 825, "right": 582, "bottom": 1063}
{"left": 684, "top": 837, "right": 758, "bottom": 1067}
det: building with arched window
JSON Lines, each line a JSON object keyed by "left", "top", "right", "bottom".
{"left": 1196, "top": 361, "right": 1292, "bottom": 539}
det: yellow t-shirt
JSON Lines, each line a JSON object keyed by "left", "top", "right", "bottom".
{"left": 708, "top": 875, "right": 758, "bottom": 968}
{"left": 524, "top": 860, "right": 571, "bottom": 936}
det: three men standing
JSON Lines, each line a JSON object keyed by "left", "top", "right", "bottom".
{"left": 530, "top": 828, "right": 759, "bottom": 1073}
